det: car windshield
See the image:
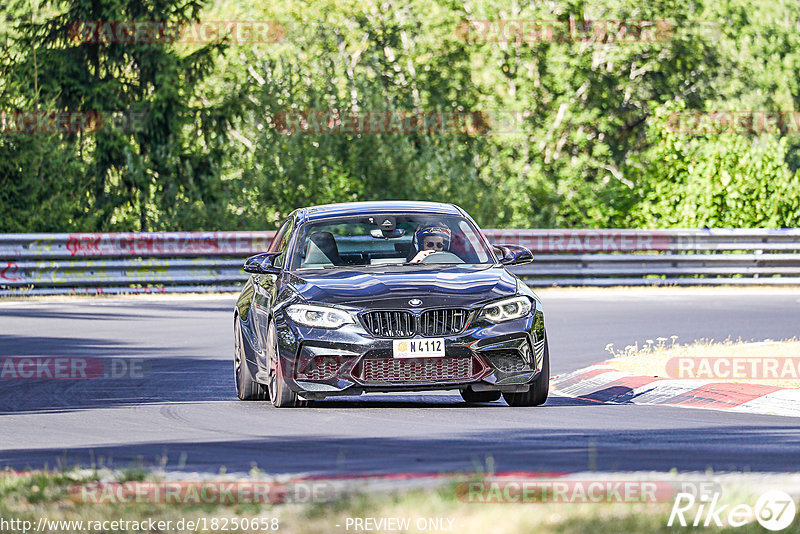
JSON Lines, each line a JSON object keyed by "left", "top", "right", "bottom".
{"left": 289, "top": 214, "right": 494, "bottom": 270}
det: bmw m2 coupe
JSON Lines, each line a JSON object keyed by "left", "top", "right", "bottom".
{"left": 233, "top": 201, "right": 548, "bottom": 407}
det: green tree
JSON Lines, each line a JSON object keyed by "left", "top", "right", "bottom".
{"left": 625, "top": 104, "right": 800, "bottom": 227}
{"left": 1, "top": 0, "right": 237, "bottom": 231}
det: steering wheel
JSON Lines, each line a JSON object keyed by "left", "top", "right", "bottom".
{"left": 420, "top": 251, "right": 465, "bottom": 264}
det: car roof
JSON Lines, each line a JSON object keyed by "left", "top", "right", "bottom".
{"left": 296, "top": 201, "right": 463, "bottom": 223}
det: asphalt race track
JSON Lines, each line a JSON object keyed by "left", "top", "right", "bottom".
{"left": 2, "top": 289, "right": 800, "bottom": 476}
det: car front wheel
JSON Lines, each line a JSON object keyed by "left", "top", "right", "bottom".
{"left": 234, "top": 317, "right": 270, "bottom": 401}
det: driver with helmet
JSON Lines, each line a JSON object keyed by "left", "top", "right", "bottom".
{"left": 408, "top": 223, "right": 452, "bottom": 263}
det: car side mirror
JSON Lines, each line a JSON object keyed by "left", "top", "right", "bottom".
{"left": 243, "top": 252, "right": 282, "bottom": 274}
{"left": 493, "top": 244, "right": 534, "bottom": 266}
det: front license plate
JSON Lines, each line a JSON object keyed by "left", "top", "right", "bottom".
{"left": 392, "top": 338, "right": 445, "bottom": 358}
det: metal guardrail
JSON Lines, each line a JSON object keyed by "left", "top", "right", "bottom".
{"left": 0, "top": 232, "right": 273, "bottom": 296}
{"left": 1, "top": 229, "right": 799, "bottom": 295}
{"left": 487, "top": 229, "right": 800, "bottom": 286}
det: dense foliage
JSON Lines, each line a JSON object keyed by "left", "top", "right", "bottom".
{"left": 1, "top": 0, "right": 799, "bottom": 231}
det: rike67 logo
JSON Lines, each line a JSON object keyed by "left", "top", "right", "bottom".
{"left": 669, "top": 490, "right": 797, "bottom": 531}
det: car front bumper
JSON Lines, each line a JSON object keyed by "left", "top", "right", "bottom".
{"left": 272, "top": 309, "right": 546, "bottom": 398}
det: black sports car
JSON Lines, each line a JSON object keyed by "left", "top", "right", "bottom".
{"left": 233, "top": 201, "right": 548, "bottom": 407}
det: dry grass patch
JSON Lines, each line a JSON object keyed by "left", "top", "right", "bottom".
{"left": 3, "top": 469, "right": 792, "bottom": 534}
{"left": 605, "top": 338, "right": 800, "bottom": 388}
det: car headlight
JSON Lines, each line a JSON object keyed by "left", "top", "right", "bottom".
{"left": 286, "top": 304, "right": 355, "bottom": 329}
{"left": 477, "top": 296, "right": 534, "bottom": 323}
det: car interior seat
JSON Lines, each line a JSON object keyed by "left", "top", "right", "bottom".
{"left": 302, "top": 231, "right": 343, "bottom": 267}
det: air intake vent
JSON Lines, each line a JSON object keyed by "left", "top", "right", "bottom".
{"left": 484, "top": 349, "right": 532, "bottom": 374}
{"left": 360, "top": 357, "right": 474, "bottom": 382}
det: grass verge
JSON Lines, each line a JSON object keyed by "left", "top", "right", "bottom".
{"left": 1, "top": 469, "right": 798, "bottom": 533}
{"left": 605, "top": 338, "right": 800, "bottom": 388}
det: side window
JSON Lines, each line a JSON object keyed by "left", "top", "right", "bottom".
{"left": 268, "top": 219, "right": 293, "bottom": 267}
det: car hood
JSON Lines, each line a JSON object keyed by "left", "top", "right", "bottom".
{"left": 287, "top": 264, "right": 518, "bottom": 309}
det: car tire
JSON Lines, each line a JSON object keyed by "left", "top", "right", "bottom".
{"left": 502, "top": 336, "right": 550, "bottom": 407}
{"left": 234, "top": 317, "right": 270, "bottom": 401}
{"left": 460, "top": 386, "right": 501, "bottom": 403}
{"left": 265, "top": 319, "right": 307, "bottom": 408}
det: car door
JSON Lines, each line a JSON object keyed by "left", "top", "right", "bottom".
{"left": 252, "top": 217, "right": 294, "bottom": 367}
